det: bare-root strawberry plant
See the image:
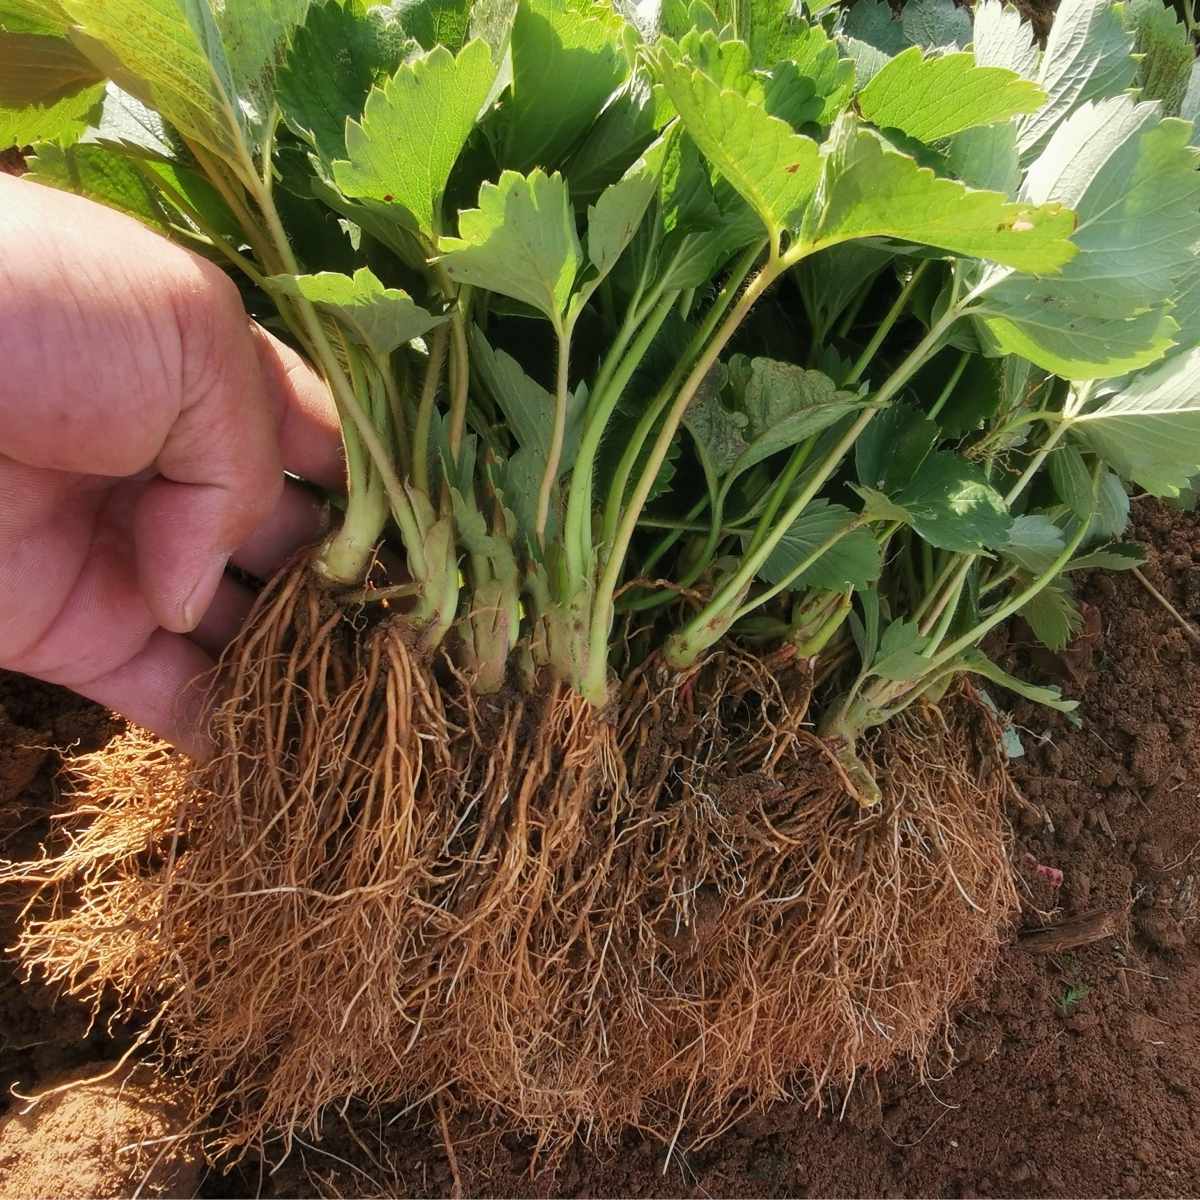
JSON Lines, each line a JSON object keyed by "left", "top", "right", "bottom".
{"left": 4, "top": 0, "right": 1200, "bottom": 1165}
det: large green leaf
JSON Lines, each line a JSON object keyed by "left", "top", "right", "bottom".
{"left": 584, "top": 141, "right": 662, "bottom": 283}
{"left": 1017, "top": 0, "right": 1137, "bottom": 158}
{"left": 890, "top": 450, "right": 1012, "bottom": 550}
{"left": 652, "top": 50, "right": 820, "bottom": 238}
{"left": 1069, "top": 345, "right": 1200, "bottom": 494}
{"left": 0, "top": 0, "right": 70, "bottom": 36}
{"left": 728, "top": 356, "right": 866, "bottom": 477}
{"left": 25, "top": 139, "right": 173, "bottom": 228}
{"left": 901, "top": 0, "right": 972, "bottom": 50}
{"left": 855, "top": 402, "right": 936, "bottom": 492}
{"left": 841, "top": 0, "right": 905, "bottom": 56}
{"left": 501, "top": 0, "right": 626, "bottom": 173}
{"left": 0, "top": 32, "right": 104, "bottom": 146}
{"left": 334, "top": 39, "right": 495, "bottom": 244}
{"left": 269, "top": 267, "right": 446, "bottom": 357}
{"left": 803, "top": 116, "right": 1076, "bottom": 274}
{"left": 277, "top": 0, "right": 409, "bottom": 163}
{"left": 394, "top": 0, "right": 471, "bottom": 51}
{"left": 1020, "top": 97, "right": 1200, "bottom": 317}
{"left": 1123, "top": 0, "right": 1192, "bottom": 116}
{"left": 757, "top": 500, "right": 881, "bottom": 590}
{"left": 971, "top": 0, "right": 1039, "bottom": 80}
{"left": 439, "top": 167, "right": 581, "bottom": 327}
{"left": 858, "top": 48, "right": 1044, "bottom": 143}
{"left": 945, "top": 119, "right": 1020, "bottom": 195}
{"left": 564, "top": 72, "right": 660, "bottom": 204}
{"left": 682, "top": 368, "right": 748, "bottom": 476}
{"left": 756, "top": 16, "right": 853, "bottom": 123}
{"left": 975, "top": 290, "right": 1177, "bottom": 379}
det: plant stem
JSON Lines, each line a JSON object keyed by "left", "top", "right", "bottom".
{"left": 413, "top": 324, "right": 450, "bottom": 496}
{"left": 447, "top": 295, "right": 472, "bottom": 462}
{"left": 844, "top": 261, "right": 929, "bottom": 387}
{"left": 927, "top": 349, "right": 970, "bottom": 420}
{"left": 537, "top": 324, "right": 573, "bottom": 545}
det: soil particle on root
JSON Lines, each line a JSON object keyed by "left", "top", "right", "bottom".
{"left": 0, "top": 1062, "right": 199, "bottom": 1199}
{"left": 4, "top": 501, "right": 1200, "bottom": 1196}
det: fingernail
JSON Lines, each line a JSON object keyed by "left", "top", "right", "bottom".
{"left": 182, "top": 555, "right": 228, "bottom": 631}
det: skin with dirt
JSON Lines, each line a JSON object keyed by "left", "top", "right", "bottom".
{"left": 3, "top": 496, "right": 1200, "bottom": 1197}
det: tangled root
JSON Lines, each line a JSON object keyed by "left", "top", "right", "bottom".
{"left": 6, "top": 582, "right": 1019, "bottom": 1158}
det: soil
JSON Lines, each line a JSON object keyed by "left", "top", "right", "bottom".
{"left": 1, "top": 497, "right": 1199, "bottom": 1197}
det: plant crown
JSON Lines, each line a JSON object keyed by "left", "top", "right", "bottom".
{"left": 5, "top": 0, "right": 1200, "bottom": 772}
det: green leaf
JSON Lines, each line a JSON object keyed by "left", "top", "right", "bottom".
{"left": 1087, "top": 466, "right": 1129, "bottom": 540}
{"left": 975, "top": 288, "right": 1178, "bottom": 379}
{"left": 901, "top": 0, "right": 972, "bottom": 50}
{"left": 958, "top": 646, "right": 1079, "bottom": 711}
{"left": 1018, "top": 0, "right": 1137, "bottom": 158}
{"left": 1070, "top": 345, "right": 1200, "bottom": 495}
{"left": 842, "top": 0, "right": 904, "bottom": 56}
{"left": 277, "top": 0, "right": 409, "bottom": 163}
{"left": 945, "top": 119, "right": 1020, "bottom": 196}
{"left": 805, "top": 116, "right": 1077, "bottom": 274}
{"left": 0, "top": 31, "right": 104, "bottom": 146}
{"left": 855, "top": 403, "right": 936, "bottom": 492}
{"left": 729, "top": 357, "right": 866, "bottom": 476}
{"left": 1067, "top": 541, "right": 1145, "bottom": 570}
{"left": 891, "top": 450, "right": 1012, "bottom": 551}
{"left": 584, "top": 141, "right": 662, "bottom": 283}
{"left": 24, "top": 139, "right": 173, "bottom": 228}
{"left": 0, "top": 30, "right": 103, "bottom": 106}
{"left": 269, "top": 267, "right": 446, "bottom": 357}
{"left": 1123, "top": 0, "right": 1192, "bottom": 116}
{"left": 972, "top": 0, "right": 1039, "bottom": 80}
{"left": 564, "top": 72, "right": 660, "bottom": 204}
{"left": 758, "top": 500, "right": 881, "bottom": 591}
{"left": 682, "top": 365, "right": 748, "bottom": 475}
{"left": 793, "top": 240, "right": 893, "bottom": 337}
{"left": 1000, "top": 512, "right": 1067, "bottom": 573}
{"left": 1019, "top": 97, "right": 1200, "bottom": 320}
{"left": 501, "top": 0, "right": 627, "bottom": 173}
{"left": 0, "top": 0, "right": 70, "bottom": 36}
{"left": 1020, "top": 577, "right": 1082, "bottom": 649}
{"left": 1049, "top": 443, "right": 1093, "bottom": 519}
{"left": 439, "top": 167, "right": 581, "bottom": 327}
{"left": 870, "top": 617, "right": 931, "bottom": 681}
{"left": 394, "top": 0, "right": 471, "bottom": 51}
{"left": 62, "top": 0, "right": 245, "bottom": 160}
{"left": 838, "top": 33, "right": 890, "bottom": 89}
{"left": 755, "top": 16, "right": 853, "bottom": 123}
{"left": 211, "top": 0, "right": 310, "bottom": 134}
{"left": 334, "top": 39, "right": 496, "bottom": 243}
{"left": 652, "top": 49, "right": 821, "bottom": 238}
{"left": 858, "top": 48, "right": 1045, "bottom": 143}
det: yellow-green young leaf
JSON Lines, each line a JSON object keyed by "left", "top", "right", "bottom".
{"left": 652, "top": 51, "right": 820, "bottom": 238}
{"left": 1019, "top": 578, "right": 1082, "bottom": 649}
{"left": 438, "top": 168, "right": 581, "bottom": 327}
{"left": 269, "top": 267, "right": 446, "bottom": 358}
{"left": 0, "top": 76, "right": 102, "bottom": 145}
{"left": 62, "top": 0, "right": 244, "bottom": 160}
{"left": 804, "top": 115, "right": 1076, "bottom": 273}
{"left": 213, "top": 0, "right": 309, "bottom": 134}
{"left": 334, "top": 39, "right": 495, "bottom": 244}
{"left": 583, "top": 134, "right": 666, "bottom": 283}
{"left": 858, "top": 47, "right": 1045, "bottom": 142}
{"left": 0, "top": 0, "right": 69, "bottom": 36}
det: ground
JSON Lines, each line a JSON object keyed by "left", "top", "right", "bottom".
{"left": 2, "top": 499, "right": 1200, "bottom": 1197}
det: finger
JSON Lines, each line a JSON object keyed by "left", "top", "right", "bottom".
{"left": 251, "top": 324, "right": 345, "bottom": 492}
{"left": 187, "top": 573, "right": 256, "bottom": 656}
{"left": 71, "top": 628, "right": 216, "bottom": 759}
{"left": 228, "top": 478, "right": 331, "bottom": 579}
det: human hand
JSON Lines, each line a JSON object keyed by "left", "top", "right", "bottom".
{"left": 0, "top": 174, "right": 344, "bottom": 756}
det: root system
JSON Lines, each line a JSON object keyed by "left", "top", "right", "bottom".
{"left": 5, "top": 562, "right": 1019, "bottom": 1160}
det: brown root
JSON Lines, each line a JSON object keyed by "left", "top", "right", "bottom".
{"left": 6, "top": 593, "right": 1018, "bottom": 1160}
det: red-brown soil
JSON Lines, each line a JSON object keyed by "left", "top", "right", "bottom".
{"left": 2, "top": 498, "right": 1199, "bottom": 1197}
